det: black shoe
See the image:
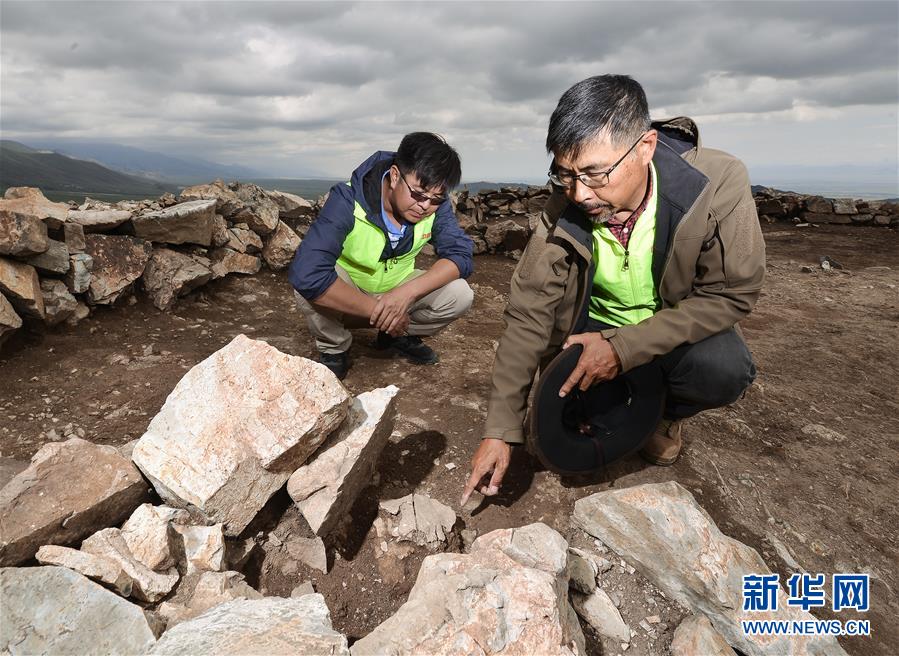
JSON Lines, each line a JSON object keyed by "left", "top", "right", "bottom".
{"left": 319, "top": 351, "right": 349, "bottom": 380}
{"left": 375, "top": 331, "right": 439, "bottom": 365}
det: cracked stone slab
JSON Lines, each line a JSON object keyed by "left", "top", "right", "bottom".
{"left": 132, "top": 334, "right": 351, "bottom": 535}
{"left": 81, "top": 527, "right": 179, "bottom": 603}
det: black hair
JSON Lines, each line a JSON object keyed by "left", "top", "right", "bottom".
{"left": 395, "top": 132, "right": 462, "bottom": 192}
{"left": 546, "top": 75, "right": 650, "bottom": 159}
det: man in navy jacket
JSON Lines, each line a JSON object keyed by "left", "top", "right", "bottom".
{"left": 288, "top": 132, "right": 474, "bottom": 379}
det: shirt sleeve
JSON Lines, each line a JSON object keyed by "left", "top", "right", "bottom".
{"left": 287, "top": 185, "right": 356, "bottom": 300}
{"left": 430, "top": 199, "right": 474, "bottom": 278}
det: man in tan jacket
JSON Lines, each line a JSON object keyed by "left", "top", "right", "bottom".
{"left": 461, "top": 75, "right": 765, "bottom": 505}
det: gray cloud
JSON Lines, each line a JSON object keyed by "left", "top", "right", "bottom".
{"left": 1, "top": 0, "right": 896, "bottom": 183}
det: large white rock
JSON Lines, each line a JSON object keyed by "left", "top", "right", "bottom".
{"left": 148, "top": 595, "right": 350, "bottom": 655}
{"left": 261, "top": 220, "right": 301, "bottom": 270}
{"left": 352, "top": 523, "right": 584, "bottom": 656}
{"left": 573, "top": 482, "right": 847, "bottom": 656}
{"left": 0, "top": 566, "right": 157, "bottom": 654}
{"left": 81, "top": 527, "right": 180, "bottom": 603}
{"left": 288, "top": 386, "right": 398, "bottom": 536}
{"left": 671, "top": 613, "right": 735, "bottom": 656}
{"left": 132, "top": 335, "right": 351, "bottom": 535}
{"left": 35, "top": 544, "right": 134, "bottom": 596}
{"left": 120, "top": 503, "right": 191, "bottom": 571}
{"left": 0, "top": 438, "right": 149, "bottom": 566}
{"left": 132, "top": 199, "right": 216, "bottom": 246}
{"left": 570, "top": 588, "right": 631, "bottom": 643}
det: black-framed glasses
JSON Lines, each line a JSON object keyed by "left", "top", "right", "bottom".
{"left": 399, "top": 171, "right": 447, "bottom": 206}
{"left": 548, "top": 133, "right": 645, "bottom": 189}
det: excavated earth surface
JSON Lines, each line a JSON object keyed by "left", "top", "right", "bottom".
{"left": 1, "top": 223, "right": 897, "bottom": 655}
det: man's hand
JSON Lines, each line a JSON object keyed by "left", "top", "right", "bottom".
{"left": 558, "top": 333, "right": 621, "bottom": 397}
{"left": 370, "top": 287, "right": 416, "bottom": 335}
{"left": 460, "top": 438, "right": 511, "bottom": 506}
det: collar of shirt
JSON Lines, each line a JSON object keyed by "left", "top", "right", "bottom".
{"left": 603, "top": 165, "right": 653, "bottom": 249}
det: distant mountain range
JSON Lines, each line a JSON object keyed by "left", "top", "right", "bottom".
{"left": 0, "top": 140, "right": 177, "bottom": 199}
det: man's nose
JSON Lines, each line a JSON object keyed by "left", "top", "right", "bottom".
{"left": 569, "top": 177, "right": 594, "bottom": 204}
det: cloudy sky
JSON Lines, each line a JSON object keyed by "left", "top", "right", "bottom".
{"left": 2, "top": 1, "right": 897, "bottom": 192}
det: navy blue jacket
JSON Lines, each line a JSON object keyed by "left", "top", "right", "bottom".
{"left": 288, "top": 151, "right": 474, "bottom": 301}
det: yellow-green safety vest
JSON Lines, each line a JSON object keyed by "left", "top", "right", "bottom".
{"left": 337, "top": 197, "right": 435, "bottom": 294}
{"left": 589, "top": 162, "right": 661, "bottom": 326}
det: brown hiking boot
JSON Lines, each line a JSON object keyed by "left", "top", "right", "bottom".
{"left": 639, "top": 418, "right": 684, "bottom": 466}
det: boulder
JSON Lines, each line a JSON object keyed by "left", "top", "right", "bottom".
{"left": 0, "top": 209, "right": 49, "bottom": 257}
{"left": 148, "top": 595, "right": 349, "bottom": 655}
{"left": 225, "top": 225, "right": 264, "bottom": 253}
{"left": 288, "top": 386, "right": 398, "bottom": 536}
{"left": 156, "top": 570, "right": 263, "bottom": 629}
{"left": 375, "top": 493, "right": 457, "bottom": 548}
{"left": 84, "top": 234, "right": 153, "bottom": 305}
{"left": 0, "top": 293, "right": 22, "bottom": 344}
{"left": 804, "top": 196, "right": 833, "bottom": 213}
{"left": 209, "top": 248, "right": 262, "bottom": 278}
{"left": 211, "top": 213, "right": 230, "bottom": 247}
{"left": 179, "top": 179, "right": 244, "bottom": 217}
{"left": 485, "top": 219, "right": 530, "bottom": 253}
{"left": 132, "top": 335, "right": 351, "bottom": 535}
{"left": 35, "top": 544, "right": 134, "bottom": 596}
{"left": 26, "top": 237, "right": 70, "bottom": 275}
{"left": 0, "top": 566, "right": 157, "bottom": 655}
{"left": 0, "top": 437, "right": 149, "bottom": 566}
{"left": 232, "top": 183, "right": 280, "bottom": 236}
{"left": 40, "top": 278, "right": 78, "bottom": 326}
{"left": 67, "top": 208, "right": 132, "bottom": 232}
{"left": 120, "top": 503, "right": 191, "bottom": 571}
{"left": 261, "top": 220, "right": 302, "bottom": 270}
{"left": 831, "top": 198, "right": 858, "bottom": 215}
{"left": 0, "top": 257, "right": 44, "bottom": 320}
{"left": 570, "top": 588, "right": 631, "bottom": 643}
{"left": 81, "top": 527, "right": 180, "bottom": 603}
{"left": 141, "top": 248, "right": 213, "bottom": 310}
{"left": 671, "top": 613, "right": 735, "bottom": 656}
{"left": 268, "top": 189, "right": 315, "bottom": 219}
{"left": 64, "top": 252, "right": 93, "bottom": 294}
{"left": 132, "top": 199, "right": 216, "bottom": 246}
{"left": 2, "top": 187, "right": 69, "bottom": 229}
{"left": 63, "top": 221, "right": 86, "bottom": 253}
{"left": 573, "top": 482, "right": 847, "bottom": 656}
{"left": 174, "top": 524, "right": 226, "bottom": 574}
{"left": 353, "top": 523, "right": 584, "bottom": 656}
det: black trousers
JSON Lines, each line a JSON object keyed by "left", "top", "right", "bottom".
{"left": 586, "top": 318, "right": 757, "bottom": 420}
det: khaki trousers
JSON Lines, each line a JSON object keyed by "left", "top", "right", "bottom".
{"left": 295, "top": 265, "right": 474, "bottom": 354}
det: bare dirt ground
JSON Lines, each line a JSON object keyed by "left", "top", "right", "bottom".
{"left": 2, "top": 223, "right": 897, "bottom": 655}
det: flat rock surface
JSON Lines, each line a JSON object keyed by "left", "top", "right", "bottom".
{"left": 148, "top": 595, "right": 349, "bottom": 655}
{"left": 67, "top": 208, "right": 132, "bottom": 232}
{"left": 0, "top": 258, "right": 44, "bottom": 320}
{"left": 0, "top": 437, "right": 149, "bottom": 566}
{"left": 132, "top": 199, "right": 216, "bottom": 246}
{"left": 0, "top": 566, "right": 157, "bottom": 655}
{"left": 0, "top": 209, "right": 49, "bottom": 257}
{"left": 84, "top": 234, "right": 152, "bottom": 304}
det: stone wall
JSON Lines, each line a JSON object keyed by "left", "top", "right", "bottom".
{"left": 0, "top": 181, "right": 314, "bottom": 346}
{"left": 2, "top": 180, "right": 895, "bottom": 347}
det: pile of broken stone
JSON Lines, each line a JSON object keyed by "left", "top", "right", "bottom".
{"left": 0, "top": 334, "right": 849, "bottom": 655}
{"left": 0, "top": 181, "right": 314, "bottom": 345}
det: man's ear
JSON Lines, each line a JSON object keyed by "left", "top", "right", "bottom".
{"left": 639, "top": 129, "right": 658, "bottom": 165}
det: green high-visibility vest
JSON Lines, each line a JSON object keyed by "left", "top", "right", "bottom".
{"left": 337, "top": 197, "right": 435, "bottom": 294}
{"left": 588, "top": 162, "right": 661, "bottom": 326}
